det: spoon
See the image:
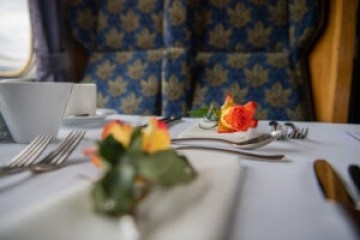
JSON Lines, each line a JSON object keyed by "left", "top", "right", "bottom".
{"left": 171, "top": 130, "right": 282, "bottom": 150}
{"left": 173, "top": 145, "right": 285, "bottom": 161}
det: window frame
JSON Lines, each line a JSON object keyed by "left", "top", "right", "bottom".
{"left": 0, "top": 0, "right": 34, "bottom": 78}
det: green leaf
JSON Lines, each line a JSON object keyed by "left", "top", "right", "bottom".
{"left": 205, "top": 110, "right": 220, "bottom": 121}
{"left": 128, "top": 127, "right": 143, "bottom": 153}
{"left": 137, "top": 150, "right": 197, "bottom": 187}
{"left": 189, "top": 105, "right": 221, "bottom": 121}
{"left": 92, "top": 159, "right": 136, "bottom": 217}
{"left": 205, "top": 103, "right": 221, "bottom": 121}
{"left": 189, "top": 107, "right": 210, "bottom": 118}
{"left": 98, "top": 135, "right": 126, "bottom": 166}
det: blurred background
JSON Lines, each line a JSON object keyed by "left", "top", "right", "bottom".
{"left": 0, "top": 0, "right": 31, "bottom": 72}
{"left": 0, "top": 0, "right": 358, "bottom": 123}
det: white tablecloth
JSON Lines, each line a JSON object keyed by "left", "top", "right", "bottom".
{"left": 0, "top": 115, "right": 360, "bottom": 240}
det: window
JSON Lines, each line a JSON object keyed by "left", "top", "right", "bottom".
{"left": 0, "top": 0, "right": 33, "bottom": 77}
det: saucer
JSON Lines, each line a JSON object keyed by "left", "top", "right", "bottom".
{"left": 62, "top": 108, "right": 117, "bottom": 128}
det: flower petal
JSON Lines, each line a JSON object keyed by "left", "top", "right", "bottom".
{"left": 221, "top": 95, "right": 235, "bottom": 112}
{"left": 218, "top": 99, "right": 258, "bottom": 133}
{"left": 83, "top": 146, "right": 102, "bottom": 168}
{"left": 217, "top": 108, "right": 236, "bottom": 132}
{"left": 102, "top": 120, "right": 133, "bottom": 147}
{"left": 142, "top": 118, "right": 170, "bottom": 154}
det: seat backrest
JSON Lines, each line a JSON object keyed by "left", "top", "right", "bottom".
{"left": 68, "top": 0, "right": 193, "bottom": 117}
{"left": 69, "top": 0, "right": 325, "bottom": 120}
{"left": 189, "top": 0, "right": 325, "bottom": 120}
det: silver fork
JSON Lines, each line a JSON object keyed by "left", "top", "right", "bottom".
{"left": 269, "top": 121, "right": 309, "bottom": 140}
{"left": 0, "top": 130, "right": 86, "bottom": 176}
{"left": 3, "top": 135, "right": 53, "bottom": 168}
{"left": 31, "top": 130, "right": 86, "bottom": 173}
{"left": 284, "top": 122, "right": 309, "bottom": 139}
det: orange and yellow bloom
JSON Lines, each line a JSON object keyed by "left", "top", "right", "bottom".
{"left": 142, "top": 118, "right": 170, "bottom": 154}
{"left": 101, "top": 120, "right": 133, "bottom": 147}
{"left": 88, "top": 117, "right": 197, "bottom": 217}
{"left": 85, "top": 118, "right": 171, "bottom": 167}
{"left": 217, "top": 95, "right": 258, "bottom": 133}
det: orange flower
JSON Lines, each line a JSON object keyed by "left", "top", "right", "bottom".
{"left": 142, "top": 117, "right": 170, "bottom": 154}
{"left": 102, "top": 120, "right": 133, "bottom": 147}
{"left": 83, "top": 146, "right": 102, "bottom": 168}
{"left": 85, "top": 118, "right": 172, "bottom": 167}
{"left": 218, "top": 96, "right": 258, "bottom": 133}
{"left": 221, "top": 95, "right": 235, "bottom": 111}
{"left": 84, "top": 120, "right": 133, "bottom": 168}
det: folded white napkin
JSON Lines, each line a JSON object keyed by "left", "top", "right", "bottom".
{"left": 0, "top": 152, "right": 244, "bottom": 240}
{"left": 177, "top": 122, "right": 255, "bottom": 141}
{"left": 137, "top": 151, "right": 244, "bottom": 240}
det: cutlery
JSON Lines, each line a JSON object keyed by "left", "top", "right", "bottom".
{"left": 346, "top": 132, "right": 360, "bottom": 143}
{"left": 285, "top": 122, "right": 309, "bottom": 139}
{"left": 171, "top": 131, "right": 282, "bottom": 150}
{"left": 1, "top": 135, "right": 53, "bottom": 168}
{"left": 313, "top": 159, "right": 360, "bottom": 231}
{"left": 0, "top": 130, "right": 86, "bottom": 176}
{"left": 161, "top": 116, "right": 181, "bottom": 126}
{"left": 349, "top": 165, "right": 360, "bottom": 194}
{"left": 30, "top": 130, "right": 86, "bottom": 173}
{"left": 140, "top": 116, "right": 181, "bottom": 128}
{"left": 173, "top": 144, "right": 285, "bottom": 161}
{"left": 269, "top": 121, "right": 309, "bottom": 139}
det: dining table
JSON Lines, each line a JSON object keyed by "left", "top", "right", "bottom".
{"left": 0, "top": 114, "right": 360, "bottom": 240}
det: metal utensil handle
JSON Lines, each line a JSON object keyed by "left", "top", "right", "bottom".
{"left": 173, "top": 145, "right": 285, "bottom": 161}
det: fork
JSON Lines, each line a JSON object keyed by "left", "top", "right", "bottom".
{"left": 269, "top": 121, "right": 309, "bottom": 139}
{"left": 30, "top": 130, "right": 86, "bottom": 173}
{"left": 3, "top": 134, "right": 53, "bottom": 169}
{"left": 0, "top": 130, "right": 86, "bottom": 176}
{"left": 284, "top": 122, "right": 309, "bottom": 139}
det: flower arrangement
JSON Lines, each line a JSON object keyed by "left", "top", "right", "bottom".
{"left": 191, "top": 95, "right": 258, "bottom": 133}
{"left": 86, "top": 118, "right": 197, "bottom": 217}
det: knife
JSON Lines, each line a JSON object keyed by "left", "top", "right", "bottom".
{"left": 140, "top": 117, "right": 181, "bottom": 128}
{"left": 313, "top": 159, "right": 360, "bottom": 232}
{"left": 349, "top": 165, "right": 360, "bottom": 195}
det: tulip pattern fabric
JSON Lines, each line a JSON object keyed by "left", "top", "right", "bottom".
{"left": 69, "top": 0, "right": 193, "bottom": 117}
{"left": 69, "top": 0, "right": 324, "bottom": 120}
{"left": 190, "top": 0, "right": 322, "bottom": 120}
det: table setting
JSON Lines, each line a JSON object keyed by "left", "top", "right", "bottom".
{"left": 0, "top": 80, "right": 360, "bottom": 240}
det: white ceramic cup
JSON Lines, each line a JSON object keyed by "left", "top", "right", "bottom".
{"left": 0, "top": 80, "right": 74, "bottom": 143}
{"left": 64, "top": 83, "right": 97, "bottom": 117}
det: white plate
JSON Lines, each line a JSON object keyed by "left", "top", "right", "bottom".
{"left": 0, "top": 152, "right": 244, "bottom": 240}
{"left": 62, "top": 108, "right": 117, "bottom": 127}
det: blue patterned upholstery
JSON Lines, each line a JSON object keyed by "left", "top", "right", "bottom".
{"left": 189, "top": 0, "right": 323, "bottom": 120}
{"left": 69, "top": 0, "right": 324, "bottom": 120}
{"left": 69, "top": 0, "right": 193, "bottom": 117}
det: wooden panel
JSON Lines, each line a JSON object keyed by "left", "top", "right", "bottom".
{"left": 309, "top": 0, "right": 358, "bottom": 122}
{"left": 65, "top": 0, "right": 89, "bottom": 82}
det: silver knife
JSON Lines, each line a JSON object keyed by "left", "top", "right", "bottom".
{"left": 140, "top": 117, "right": 181, "bottom": 128}
{"left": 313, "top": 159, "right": 360, "bottom": 232}
{"left": 349, "top": 165, "right": 360, "bottom": 195}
